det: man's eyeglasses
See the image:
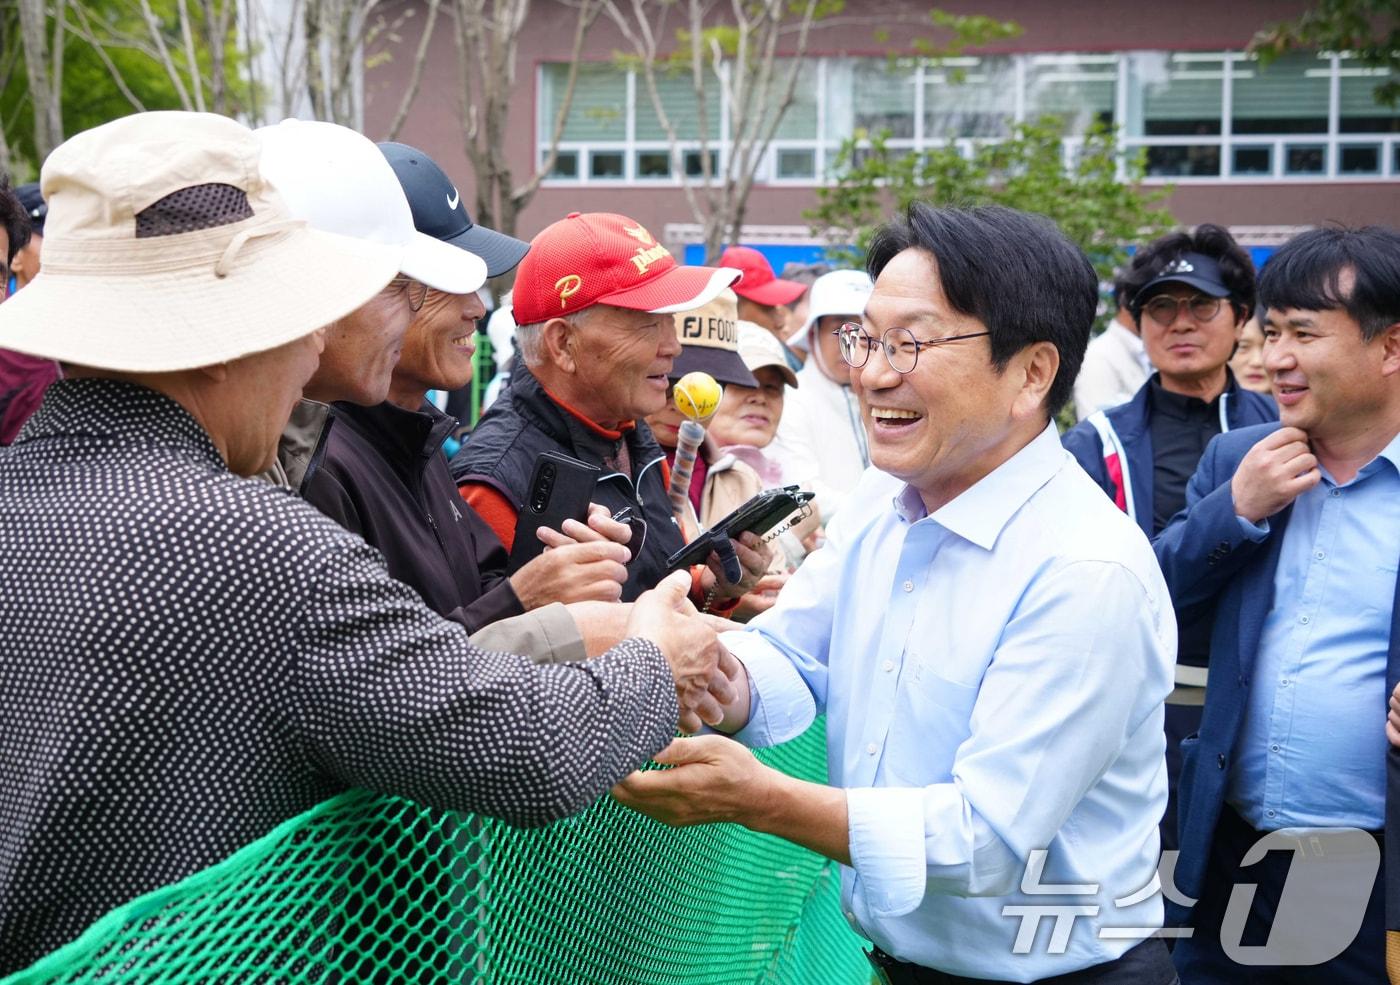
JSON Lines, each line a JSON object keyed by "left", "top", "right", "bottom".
{"left": 836, "top": 322, "right": 990, "bottom": 375}
{"left": 1141, "top": 295, "right": 1223, "bottom": 327}
{"left": 389, "top": 276, "right": 428, "bottom": 312}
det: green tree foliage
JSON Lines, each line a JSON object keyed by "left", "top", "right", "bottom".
{"left": 806, "top": 117, "right": 1176, "bottom": 288}
{"left": 1, "top": 0, "right": 249, "bottom": 179}
{"left": 1250, "top": 0, "right": 1399, "bottom": 107}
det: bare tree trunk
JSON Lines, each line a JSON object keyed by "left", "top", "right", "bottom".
{"left": 17, "top": 0, "right": 63, "bottom": 158}
{"left": 603, "top": 0, "right": 822, "bottom": 263}
{"left": 383, "top": 0, "right": 441, "bottom": 141}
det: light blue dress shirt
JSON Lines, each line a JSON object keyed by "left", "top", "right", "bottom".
{"left": 725, "top": 423, "right": 1176, "bottom": 982}
{"left": 1228, "top": 432, "right": 1400, "bottom": 831}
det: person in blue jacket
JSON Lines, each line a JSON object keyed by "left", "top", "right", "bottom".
{"left": 1156, "top": 224, "right": 1400, "bottom": 984}
{"left": 1063, "top": 225, "right": 1276, "bottom": 852}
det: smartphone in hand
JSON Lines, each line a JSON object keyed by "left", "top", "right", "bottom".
{"left": 506, "top": 451, "right": 600, "bottom": 573}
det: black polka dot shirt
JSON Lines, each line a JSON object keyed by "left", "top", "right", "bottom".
{"left": 0, "top": 379, "right": 678, "bottom": 973}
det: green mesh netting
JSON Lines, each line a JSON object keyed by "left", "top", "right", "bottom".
{"left": 6, "top": 719, "right": 874, "bottom": 984}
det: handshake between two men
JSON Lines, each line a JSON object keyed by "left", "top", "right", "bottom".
{"left": 526, "top": 501, "right": 771, "bottom": 735}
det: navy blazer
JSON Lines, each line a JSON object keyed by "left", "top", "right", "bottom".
{"left": 1062, "top": 373, "right": 1278, "bottom": 538}
{"left": 1153, "top": 422, "right": 1400, "bottom": 926}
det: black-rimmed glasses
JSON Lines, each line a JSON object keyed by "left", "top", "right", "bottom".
{"left": 389, "top": 276, "right": 428, "bottom": 312}
{"left": 836, "top": 322, "right": 990, "bottom": 374}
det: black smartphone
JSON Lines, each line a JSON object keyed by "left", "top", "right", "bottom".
{"left": 664, "top": 486, "right": 814, "bottom": 573}
{"left": 506, "top": 451, "right": 600, "bottom": 573}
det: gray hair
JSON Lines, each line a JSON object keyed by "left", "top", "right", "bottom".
{"left": 515, "top": 308, "right": 596, "bottom": 369}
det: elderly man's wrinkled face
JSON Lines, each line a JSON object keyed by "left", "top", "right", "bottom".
{"left": 304, "top": 277, "right": 415, "bottom": 406}
{"left": 564, "top": 306, "right": 681, "bottom": 427}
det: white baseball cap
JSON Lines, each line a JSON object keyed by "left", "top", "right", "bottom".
{"left": 793, "top": 269, "right": 874, "bottom": 351}
{"left": 256, "top": 119, "right": 487, "bottom": 295}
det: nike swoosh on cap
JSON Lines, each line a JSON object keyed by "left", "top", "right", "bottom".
{"left": 447, "top": 187, "right": 460, "bottom": 210}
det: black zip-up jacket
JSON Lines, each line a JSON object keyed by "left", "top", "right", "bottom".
{"left": 451, "top": 363, "right": 686, "bottom": 602}
{"left": 304, "top": 398, "right": 524, "bottom": 632}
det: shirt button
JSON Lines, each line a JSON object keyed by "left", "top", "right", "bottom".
{"left": 1280, "top": 679, "right": 1290, "bottom": 687}
{"left": 1267, "top": 809, "right": 1277, "bottom": 818}
{"left": 866, "top": 743, "right": 878, "bottom": 756}
{"left": 1314, "top": 551, "right": 1325, "bottom": 561}
{"left": 1271, "top": 744, "right": 1281, "bottom": 753}
{"left": 902, "top": 580, "right": 914, "bottom": 593}
{"left": 1330, "top": 489, "right": 1341, "bottom": 498}
{"left": 1300, "top": 615, "right": 1310, "bottom": 625}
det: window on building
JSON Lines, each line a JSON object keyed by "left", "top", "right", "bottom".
{"left": 684, "top": 149, "right": 719, "bottom": 178}
{"left": 1339, "top": 143, "right": 1381, "bottom": 175}
{"left": 1125, "top": 52, "right": 1224, "bottom": 136}
{"left": 1232, "top": 51, "right": 1329, "bottom": 134}
{"left": 541, "top": 63, "right": 626, "bottom": 142}
{"left": 1339, "top": 59, "right": 1400, "bottom": 133}
{"left": 924, "top": 56, "right": 1016, "bottom": 137}
{"left": 1284, "top": 143, "right": 1327, "bottom": 175}
{"left": 849, "top": 59, "right": 916, "bottom": 138}
{"left": 636, "top": 150, "right": 672, "bottom": 178}
{"left": 1025, "top": 54, "right": 1116, "bottom": 134}
{"left": 776, "top": 148, "right": 817, "bottom": 180}
{"left": 589, "top": 150, "right": 625, "bottom": 179}
{"left": 539, "top": 54, "right": 1400, "bottom": 186}
{"left": 635, "top": 69, "right": 721, "bottom": 142}
{"left": 767, "top": 60, "right": 820, "bottom": 140}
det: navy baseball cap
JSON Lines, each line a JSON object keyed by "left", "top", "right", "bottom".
{"left": 1136, "top": 251, "right": 1232, "bottom": 302}
{"left": 16, "top": 183, "right": 45, "bottom": 235}
{"left": 377, "top": 142, "right": 529, "bottom": 279}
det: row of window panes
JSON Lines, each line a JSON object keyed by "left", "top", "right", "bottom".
{"left": 539, "top": 51, "right": 1400, "bottom": 179}
{"left": 546, "top": 139, "right": 1400, "bottom": 182}
{"left": 1142, "top": 141, "right": 1399, "bottom": 177}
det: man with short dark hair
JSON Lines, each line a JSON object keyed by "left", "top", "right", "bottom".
{"left": 1062, "top": 226, "right": 1277, "bottom": 850}
{"left": 1156, "top": 225, "right": 1400, "bottom": 984}
{"left": 615, "top": 203, "right": 1179, "bottom": 985}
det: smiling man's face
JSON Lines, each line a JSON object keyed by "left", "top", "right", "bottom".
{"left": 852, "top": 247, "right": 1030, "bottom": 513}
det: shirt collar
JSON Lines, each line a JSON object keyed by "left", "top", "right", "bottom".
{"left": 892, "top": 421, "right": 1066, "bottom": 550}
{"left": 1358, "top": 428, "right": 1400, "bottom": 480}
{"left": 18, "top": 378, "right": 226, "bottom": 470}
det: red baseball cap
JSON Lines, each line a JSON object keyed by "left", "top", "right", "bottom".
{"left": 719, "top": 246, "right": 807, "bottom": 307}
{"left": 512, "top": 212, "right": 741, "bottom": 326}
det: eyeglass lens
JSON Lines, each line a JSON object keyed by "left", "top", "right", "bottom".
{"left": 1144, "top": 295, "right": 1222, "bottom": 326}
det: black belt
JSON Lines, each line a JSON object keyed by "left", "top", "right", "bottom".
{"left": 866, "top": 938, "right": 1176, "bottom": 985}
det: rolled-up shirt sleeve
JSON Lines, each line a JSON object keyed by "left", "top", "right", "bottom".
{"left": 844, "top": 559, "right": 1173, "bottom": 917}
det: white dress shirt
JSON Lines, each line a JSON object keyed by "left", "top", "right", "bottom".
{"left": 726, "top": 423, "right": 1176, "bottom": 981}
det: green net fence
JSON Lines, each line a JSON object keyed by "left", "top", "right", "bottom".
{"left": 5, "top": 719, "right": 873, "bottom": 984}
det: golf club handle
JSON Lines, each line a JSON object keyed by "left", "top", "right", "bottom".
{"left": 667, "top": 420, "right": 706, "bottom": 516}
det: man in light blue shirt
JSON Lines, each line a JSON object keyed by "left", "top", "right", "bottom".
{"left": 615, "top": 204, "right": 1179, "bottom": 985}
{"left": 1153, "top": 225, "right": 1400, "bottom": 984}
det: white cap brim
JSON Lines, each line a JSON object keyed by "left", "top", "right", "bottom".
{"left": 646, "top": 267, "right": 742, "bottom": 315}
{"left": 401, "top": 231, "right": 488, "bottom": 294}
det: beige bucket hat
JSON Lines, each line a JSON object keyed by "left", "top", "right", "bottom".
{"left": 0, "top": 111, "right": 401, "bottom": 373}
